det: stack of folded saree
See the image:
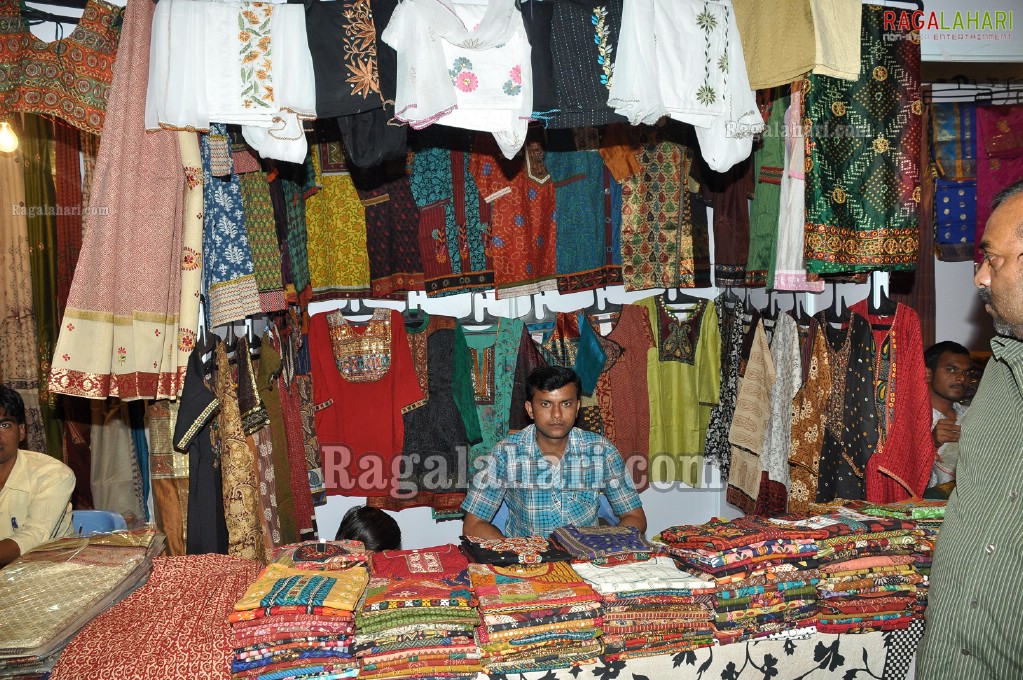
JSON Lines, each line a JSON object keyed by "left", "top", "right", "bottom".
{"left": 794, "top": 504, "right": 938, "bottom": 631}
{"left": 468, "top": 558, "right": 603, "bottom": 673}
{"left": 228, "top": 541, "right": 370, "bottom": 679}
{"left": 0, "top": 529, "right": 164, "bottom": 678}
{"left": 356, "top": 545, "right": 482, "bottom": 680}
{"left": 548, "top": 525, "right": 657, "bottom": 565}
{"left": 659, "top": 517, "right": 827, "bottom": 644}
{"left": 572, "top": 556, "right": 715, "bottom": 659}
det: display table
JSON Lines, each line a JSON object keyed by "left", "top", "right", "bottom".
{"left": 497, "top": 621, "right": 924, "bottom": 680}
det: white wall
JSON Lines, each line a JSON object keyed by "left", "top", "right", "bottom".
{"left": 935, "top": 259, "right": 997, "bottom": 351}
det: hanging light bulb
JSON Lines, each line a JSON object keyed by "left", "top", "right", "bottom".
{"left": 0, "top": 121, "right": 17, "bottom": 153}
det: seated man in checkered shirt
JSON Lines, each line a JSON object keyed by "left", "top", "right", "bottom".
{"left": 461, "top": 366, "right": 646, "bottom": 539}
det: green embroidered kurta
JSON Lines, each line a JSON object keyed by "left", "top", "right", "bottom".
{"left": 639, "top": 296, "right": 720, "bottom": 488}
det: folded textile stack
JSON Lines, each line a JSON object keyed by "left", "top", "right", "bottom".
{"left": 468, "top": 560, "right": 604, "bottom": 673}
{"left": 659, "top": 517, "right": 827, "bottom": 644}
{"left": 356, "top": 545, "right": 482, "bottom": 680}
{"left": 0, "top": 529, "right": 164, "bottom": 678}
{"left": 573, "top": 556, "right": 715, "bottom": 659}
{"left": 228, "top": 541, "right": 370, "bottom": 679}
{"left": 548, "top": 525, "right": 658, "bottom": 565}
{"left": 775, "top": 506, "right": 930, "bottom": 633}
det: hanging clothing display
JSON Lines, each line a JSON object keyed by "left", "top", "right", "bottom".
{"left": 816, "top": 312, "right": 878, "bottom": 504}
{"left": 146, "top": 0, "right": 316, "bottom": 163}
{"left": 0, "top": 142, "right": 46, "bottom": 453}
{"left": 704, "top": 156, "right": 754, "bottom": 287}
{"left": 456, "top": 318, "right": 543, "bottom": 466}
{"left": 309, "top": 308, "right": 425, "bottom": 498}
{"left": 772, "top": 85, "right": 823, "bottom": 292}
{"left": 788, "top": 319, "right": 831, "bottom": 515}
{"left": 213, "top": 343, "right": 268, "bottom": 563}
{"left": 382, "top": 0, "right": 533, "bottom": 159}
{"left": 49, "top": 0, "right": 186, "bottom": 400}
{"left": 175, "top": 132, "right": 203, "bottom": 372}
{"left": 930, "top": 102, "right": 977, "bottom": 262}
{"left": 807, "top": 0, "right": 862, "bottom": 80}
{"left": 276, "top": 331, "right": 318, "bottom": 539}
{"left": 545, "top": 129, "right": 623, "bottom": 294}
{"left": 53, "top": 120, "right": 84, "bottom": 315}
{"left": 591, "top": 304, "right": 654, "bottom": 492}
{"left": 409, "top": 132, "right": 495, "bottom": 297}
{"left": 305, "top": 140, "right": 371, "bottom": 301}
{"left": 731, "top": 0, "right": 814, "bottom": 90}
{"left": 257, "top": 335, "right": 298, "bottom": 545}
{"left": 609, "top": 0, "right": 762, "bottom": 172}
{"left": 0, "top": 0, "right": 122, "bottom": 134}
{"left": 174, "top": 348, "right": 227, "bottom": 555}
{"left": 21, "top": 116, "right": 63, "bottom": 457}
{"left": 545, "top": 0, "right": 627, "bottom": 129}
{"left": 803, "top": 5, "right": 922, "bottom": 274}
{"left": 704, "top": 293, "right": 742, "bottom": 481}
{"left": 745, "top": 93, "right": 787, "bottom": 287}
{"left": 620, "top": 133, "right": 696, "bottom": 291}
{"left": 974, "top": 105, "right": 1023, "bottom": 264}
{"left": 641, "top": 296, "right": 720, "bottom": 488}
{"left": 849, "top": 301, "right": 935, "bottom": 503}
{"left": 726, "top": 314, "right": 775, "bottom": 514}
{"left": 200, "top": 125, "right": 263, "bottom": 326}
{"left": 469, "top": 132, "right": 559, "bottom": 298}
{"left": 237, "top": 169, "right": 287, "bottom": 313}
{"left": 148, "top": 400, "right": 188, "bottom": 557}
{"left": 759, "top": 312, "right": 801, "bottom": 515}
{"left": 350, "top": 160, "right": 425, "bottom": 300}
{"left": 370, "top": 314, "right": 479, "bottom": 512}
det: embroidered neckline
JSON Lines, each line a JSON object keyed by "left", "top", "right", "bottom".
{"left": 326, "top": 308, "right": 393, "bottom": 383}
{"left": 655, "top": 296, "right": 707, "bottom": 365}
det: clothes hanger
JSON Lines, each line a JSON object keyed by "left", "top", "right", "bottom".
{"left": 761, "top": 289, "right": 779, "bottom": 322}
{"left": 519, "top": 293, "right": 551, "bottom": 328}
{"left": 824, "top": 282, "right": 850, "bottom": 326}
{"left": 867, "top": 271, "right": 898, "bottom": 317}
{"left": 581, "top": 289, "right": 623, "bottom": 319}
{"left": 460, "top": 293, "right": 502, "bottom": 329}
{"left": 790, "top": 292, "right": 813, "bottom": 326}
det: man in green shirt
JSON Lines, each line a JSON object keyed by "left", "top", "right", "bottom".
{"left": 917, "top": 179, "right": 1023, "bottom": 678}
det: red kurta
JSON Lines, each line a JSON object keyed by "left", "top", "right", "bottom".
{"left": 469, "top": 134, "right": 559, "bottom": 299}
{"left": 310, "top": 308, "right": 425, "bottom": 497}
{"left": 850, "top": 300, "right": 935, "bottom": 502}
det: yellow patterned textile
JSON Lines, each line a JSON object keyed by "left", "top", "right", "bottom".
{"left": 305, "top": 142, "right": 370, "bottom": 300}
{"left": 233, "top": 563, "right": 370, "bottom": 612}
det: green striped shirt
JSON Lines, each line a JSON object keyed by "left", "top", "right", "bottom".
{"left": 917, "top": 336, "right": 1023, "bottom": 679}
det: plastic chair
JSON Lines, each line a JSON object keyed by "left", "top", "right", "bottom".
{"left": 71, "top": 510, "right": 127, "bottom": 536}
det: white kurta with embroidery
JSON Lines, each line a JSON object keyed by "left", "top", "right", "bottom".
{"left": 609, "top": 0, "right": 762, "bottom": 172}
{"left": 382, "top": 0, "right": 532, "bottom": 159}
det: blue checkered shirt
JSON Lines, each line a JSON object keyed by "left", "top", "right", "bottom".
{"left": 461, "top": 425, "right": 642, "bottom": 538}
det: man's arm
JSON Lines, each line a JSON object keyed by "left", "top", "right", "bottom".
{"left": 462, "top": 512, "right": 507, "bottom": 540}
{"left": 2, "top": 461, "right": 75, "bottom": 567}
{"left": 616, "top": 506, "right": 647, "bottom": 534}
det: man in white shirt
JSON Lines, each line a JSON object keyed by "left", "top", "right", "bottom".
{"left": 923, "top": 341, "right": 972, "bottom": 489}
{"left": 0, "top": 385, "right": 75, "bottom": 567}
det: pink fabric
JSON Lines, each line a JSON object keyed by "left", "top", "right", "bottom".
{"left": 47, "top": 0, "right": 186, "bottom": 400}
{"left": 974, "top": 105, "right": 1023, "bottom": 263}
{"left": 51, "top": 555, "right": 262, "bottom": 680}
{"left": 822, "top": 554, "right": 916, "bottom": 573}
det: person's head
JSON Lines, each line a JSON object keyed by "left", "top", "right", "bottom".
{"left": 924, "top": 341, "right": 971, "bottom": 405}
{"left": 335, "top": 505, "right": 401, "bottom": 551}
{"left": 0, "top": 385, "right": 26, "bottom": 466}
{"left": 524, "top": 366, "right": 581, "bottom": 443}
{"left": 976, "top": 180, "right": 1023, "bottom": 339}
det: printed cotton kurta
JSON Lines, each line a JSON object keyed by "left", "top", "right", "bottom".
{"left": 620, "top": 135, "right": 696, "bottom": 291}
{"left": 410, "top": 133, "right": 495, "bottom": 297}
{"left": 803, "top": 5, "right": 922, "bottom": 273}
{"left": 310, "top": 309, "right": 425, "bottom": 497}
{"left": 704, "top": 293, "right": 743, "bottom": 480}
{"left": 48, "top": 0, "right": 187, "bottom": 400}
{"left": 850, "top": 300, "right": 935, "bottom": 502}
{"left": 306, "top": 141, "right": 371, "bottom": 300}
{"left": 470, "top": 133, "right": 558, "bottom": 298}
{"left": 592, "top": 304, "right": 653, "bottom": 492}
{"left": 640, "top": 296, "right": 720, "bottom": 488}
{"left": 788, "top": 320, "right": 831, "bottom": 514}
{"left": 759, "top": 312, "right": 801, "bottom": 514}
